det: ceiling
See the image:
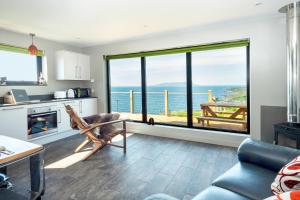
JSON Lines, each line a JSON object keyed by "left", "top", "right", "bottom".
{"left": 0, "top": 0, "right": 294, "bottom": 47}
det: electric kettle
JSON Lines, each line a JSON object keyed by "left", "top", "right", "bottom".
{"left": 67, "top": 89, "right": 75, "bottom": 98}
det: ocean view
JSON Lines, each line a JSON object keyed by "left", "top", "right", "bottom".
{"left": 111, "top": 85, "right": 246, "bottom": 115}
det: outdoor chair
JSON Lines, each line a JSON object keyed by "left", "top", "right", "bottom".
{"left": 65, "top": 105, "right": 127, "bottom": 161}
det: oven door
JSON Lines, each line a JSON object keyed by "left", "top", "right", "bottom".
{"left": 28, "top": 111, "right": 58, "bottom": 138}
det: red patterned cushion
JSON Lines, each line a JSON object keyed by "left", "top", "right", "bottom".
{"left": 271, "top": 156, "right": 300, "bottom": 195}
{"left": 264, "top": 190, "right": 300, "bottom": 200}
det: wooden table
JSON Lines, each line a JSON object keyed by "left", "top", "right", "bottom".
{"left": 197, "top": 103, "right": 247, "bottom": 129}
{"left": 0, "top": 135, "right": 45, "bottom": 200}
{"left": 0, "top": 135, "right": 43, "bottom": 165}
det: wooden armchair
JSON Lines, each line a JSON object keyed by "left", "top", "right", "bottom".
{"left": 65, "top": 105, "right": 127, "bottom": 161}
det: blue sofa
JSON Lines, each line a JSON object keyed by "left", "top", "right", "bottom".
{"left": 145, "top": 138, "right": 300, "bottom": 200}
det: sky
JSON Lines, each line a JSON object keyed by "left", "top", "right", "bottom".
{"left": 0, "top": 50, "right": 38, "bottom": 81}
{"left": 110, "top": 46, "right": 247, "bottom": 87}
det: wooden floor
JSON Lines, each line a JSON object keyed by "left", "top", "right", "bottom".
{"left": 8, "top": 134, "right": 238, "bottom": 200}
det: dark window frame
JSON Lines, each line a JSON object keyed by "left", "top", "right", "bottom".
{"left": 106, "top": 40, "right": 250, "bottom": 134}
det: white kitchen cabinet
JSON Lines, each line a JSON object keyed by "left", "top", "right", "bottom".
{"left": 77, "top": 54, "right": 90, "bottom": 80}
{"left": 57, "top": 101, "right": 79, "bottom": 133}
{"left": 56, "top": 50, "right": 90, "bottom": 80}
{"left": 57, "top": 99, "right": 97, "bottom": 132}
{"left": 78, "top": 98, "right": 98, "bottom": 117}
{"left": 0, "top": 106, "right": 27, "bottom": 140}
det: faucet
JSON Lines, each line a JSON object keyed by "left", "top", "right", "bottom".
{"left": 0, "top": 77, "right": 7, "bottom": 85}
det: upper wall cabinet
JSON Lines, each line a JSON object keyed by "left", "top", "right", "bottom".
{"left": 56, "top": 50, "right": 90, "bottom": 80}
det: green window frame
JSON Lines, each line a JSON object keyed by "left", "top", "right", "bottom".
{"left": 104, "top": 39, "right": 249, "bottom": 60}
{"left": 0, "top": 43, "right": 44, "bottom": 57}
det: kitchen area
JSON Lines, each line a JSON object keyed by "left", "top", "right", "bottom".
{"left": 0, "top": 38, "right": 99, "bottom": 145}
{"left": 0, "top": 88, "right": 97, "bottom": 144}
{"left": 0, "top": 33, "right": 100, "bottom": 199}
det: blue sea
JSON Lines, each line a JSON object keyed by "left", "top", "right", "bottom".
{"left": 111, "top": 85, "right": 246, "bottom": 115}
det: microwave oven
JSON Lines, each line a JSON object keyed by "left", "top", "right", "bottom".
{"left": 72, "top": 88, "right": 91, "bottom": 98}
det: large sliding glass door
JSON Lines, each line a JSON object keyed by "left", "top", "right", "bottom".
{"left": 146, "top": 53, "right": 187, "bottom": 126}
{"left": 106, "top": 40, "right": 250, "bottom": 133}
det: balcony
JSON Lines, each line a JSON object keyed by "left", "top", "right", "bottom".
{"left": 111, "top": 89, "right": 247, "bottom": 132}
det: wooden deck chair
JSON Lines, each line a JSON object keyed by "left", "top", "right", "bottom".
{"left": 65, "top": 105, "right": 127, "bottom": 161}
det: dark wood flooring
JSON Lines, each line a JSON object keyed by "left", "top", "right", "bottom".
{"left": 7, "top": 134, "right": 238, "bottom": 200}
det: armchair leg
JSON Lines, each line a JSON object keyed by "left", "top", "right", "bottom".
{"left": 123, "top": 132, "right": 126, "bottom": 154}
{"left": 82, "top": 141, "right": 105, "bottom": 161}
{"left": 123, "top": 121, "right": 127, "bottom": 154}
{"left": 75, "top": 138, "right": 91, "bottom": 153}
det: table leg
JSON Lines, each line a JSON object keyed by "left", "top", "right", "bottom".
{"left": 274, "top": 131, "right": 278, "bottom": 145}
{"left": 297, "top": 136, "right": 300, "bottom": 149}
{"left": 30, "top": 153, "right": 45, "bottom": 198}
{"left": 0, "top": 166, "right": 7, "bottom": 174}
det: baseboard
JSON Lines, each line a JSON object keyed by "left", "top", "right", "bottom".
{"left": 29, "top": 130, "right": 79, "bottom": 145}
{"left": 127, "top": 122, "right": 249, "bottom": 147}
{"left": 29, "top": 123, "right": 249, "bottom": 147}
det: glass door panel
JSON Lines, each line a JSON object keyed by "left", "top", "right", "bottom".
{"left": 110, "top": 58, "right": 142, "bottom": 121}
{"left": 192, "top": 47, "right": 248, "bottom": 132}
{"left": 146, "top": 53, "right": 187, "bottom": 126}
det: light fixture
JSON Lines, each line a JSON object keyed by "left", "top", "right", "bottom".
{"left": 255, "top": 1, "right": 262, "bottom": 6}
{"left": 28, "top": 33, "right": 38, "bottom": 55}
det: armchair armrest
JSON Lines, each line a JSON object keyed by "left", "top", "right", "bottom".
{"left": 80, "top": 119, "right": 125, "bottom": 135}
{"left": 238, "top": 138, "right": 300, "bottom": 172}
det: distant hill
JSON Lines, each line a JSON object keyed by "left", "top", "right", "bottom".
{"left": 152, "top": 82, "right": 187, "bottom": 87}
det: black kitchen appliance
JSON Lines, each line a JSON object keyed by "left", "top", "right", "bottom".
{"left": 274, "top": 122, "right": 300, "bottom": 149}
{"left": 27, "top": 106, "right": 58, "bottom": 139}
{"left": 72, "top": 88, "right": 91, "bottom": 98}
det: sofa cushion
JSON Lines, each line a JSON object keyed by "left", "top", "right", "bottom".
{"left": 212, "top": 162, "right": 276, "bottom": 200}
{"left": 193, "top": 186, "right": 250, "bottom": 200}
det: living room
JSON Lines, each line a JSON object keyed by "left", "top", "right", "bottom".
{"left": 0, "top": 0, "right": 300, "bottom": 200}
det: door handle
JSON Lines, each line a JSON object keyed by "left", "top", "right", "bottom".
{"left": 58, "top": 109, "right": 61, "bottom": 123}
{"left": 79, "top": 66, "right": 82, "bottom": 79}
{"left": 76, "top": 66, "right": 79, "bottom": 79}
{"left": 30, "top": 111, "right": 57, "bottom": 117}
{"left": 63, "top": 101, "right": 73, "bottom": 104}
{"left": 79, "top": 101, "right": 82, "bottom": 113}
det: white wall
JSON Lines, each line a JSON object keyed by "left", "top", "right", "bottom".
{"left": 0, "top": 28, "right": 90, "bottom": 97}
{"left": 83, "top": 14, "right": 287, "bottom": 143}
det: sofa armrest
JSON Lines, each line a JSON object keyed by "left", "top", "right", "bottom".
{"left": 144, "top": 194, "right": 179, "bottom": 200}
{"left": 238, "top": 138, "right": 300, "bottom": 172}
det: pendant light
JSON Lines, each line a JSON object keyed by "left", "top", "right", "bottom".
{"left": 28, "top": 33, "right": 38, "bottom": 55}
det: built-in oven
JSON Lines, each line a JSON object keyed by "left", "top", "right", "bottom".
{"left": 27, "top": 106, "right": 58, "bottom": 139}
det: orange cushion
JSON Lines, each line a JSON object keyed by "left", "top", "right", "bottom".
{"left": 264, "top": 190, "right": 300, "bottom": 200}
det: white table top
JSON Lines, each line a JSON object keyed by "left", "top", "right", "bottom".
{"left": 0, "top": 135, "right": 43, "bottom": 165}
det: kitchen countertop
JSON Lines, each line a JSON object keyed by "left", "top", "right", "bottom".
{"left": 0, "top": 97, "right": 97, "bottom": 108}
